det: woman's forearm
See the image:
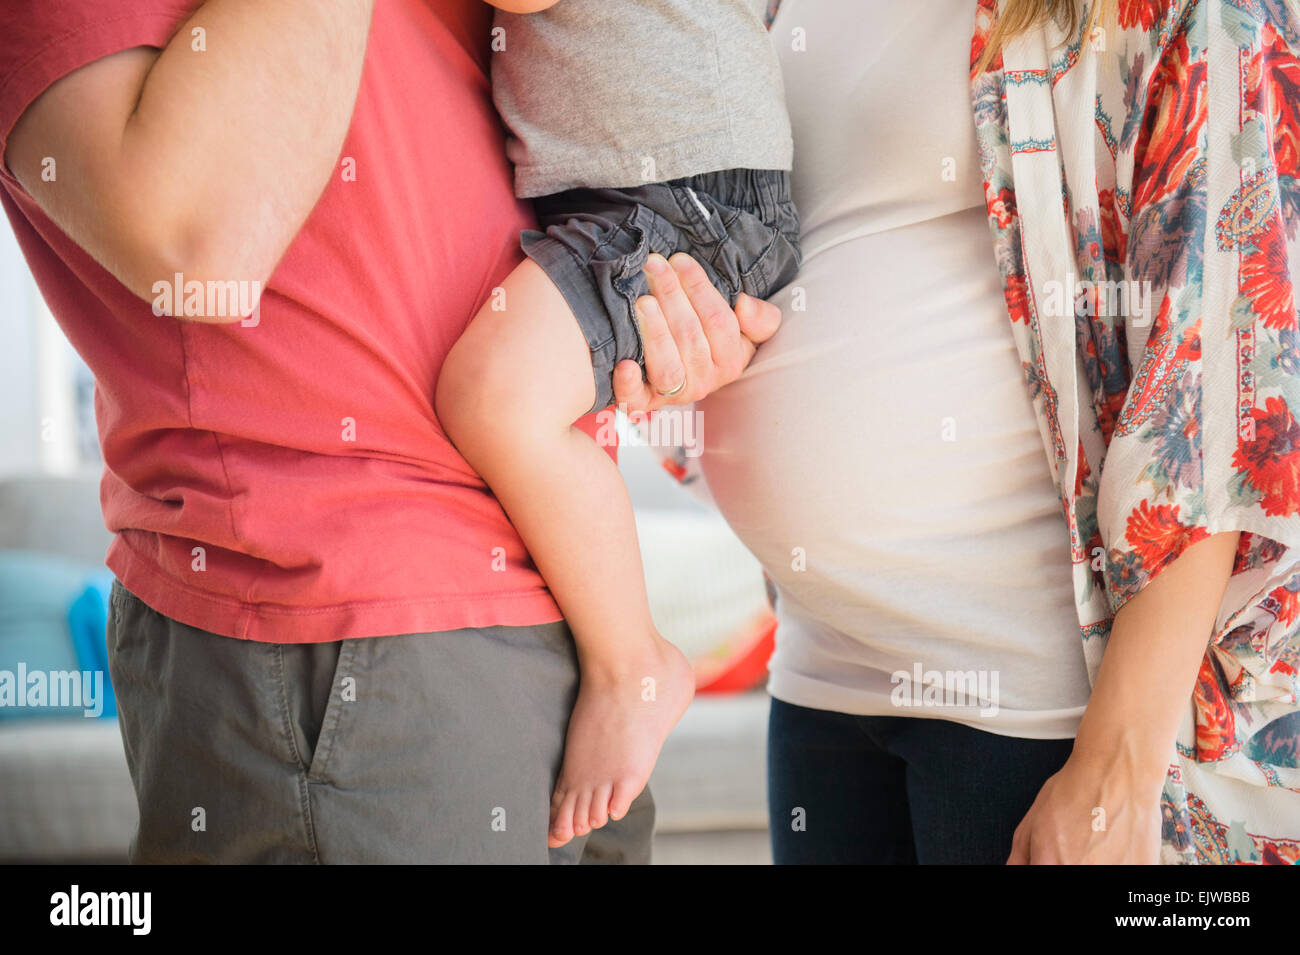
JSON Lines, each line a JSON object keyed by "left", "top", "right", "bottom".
{"left": 1009, "top": 531, "right": 1241, "bottom": 863}
{"left": 1071, "top": 531, "right": 1241, "bottom": 789}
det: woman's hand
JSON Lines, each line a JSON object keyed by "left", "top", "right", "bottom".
{"left": 1007, "top": 747, "right": 1164, "bottom": 864}
{"left": 1008, "top": 531, "right": 1241, "bottom": 864}
{"left": 612, "top": 252, "right": 782, "bottom": 412}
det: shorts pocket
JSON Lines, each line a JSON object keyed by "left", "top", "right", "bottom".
{"left": 701, "top": 193, "right": 801, "bottom": 302}
{"left": 106, "top": 579, "right": 153, "bottom": 656}
{"left": 302, "top": 638, "right": 360, "bottom": 784}
{"left": 739, "top": 226, "right": 802, "bottom": 300}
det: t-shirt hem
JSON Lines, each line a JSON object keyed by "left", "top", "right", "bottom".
{"left": 107, "top": 537, "right": 565, "bottom": 644}
{"left": 766, "top": 669, "right": 1086, "bottom": 741}
{"left": 513, "top": 140, "right": 795, "bottom": 199}
{"left": 0, "top": 11, "right": 189, "bottom": 174}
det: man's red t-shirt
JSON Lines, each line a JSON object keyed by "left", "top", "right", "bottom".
{"left": 0, "top": 0, "right": 586, "bottom": 642}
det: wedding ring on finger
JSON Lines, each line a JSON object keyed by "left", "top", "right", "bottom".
{"left": 656, "top": 375, "right": 687, "bottom": 398}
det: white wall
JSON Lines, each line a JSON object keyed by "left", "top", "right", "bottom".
{"left": 0, "top": 222, "right": 86, "bottom": 478}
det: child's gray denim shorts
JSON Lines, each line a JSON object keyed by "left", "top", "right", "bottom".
{"left": 521, "top": 167, "right": 801, "bottom": 414}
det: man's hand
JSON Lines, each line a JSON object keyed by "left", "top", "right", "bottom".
{"left": 612, "top": 252, "right": 782, "bottom": 412}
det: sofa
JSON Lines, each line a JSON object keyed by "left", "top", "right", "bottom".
{"left": 0, "top": 457, "right": 773, "bottom": 864}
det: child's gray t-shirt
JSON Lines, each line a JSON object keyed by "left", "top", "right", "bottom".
{"left": 491, "top": 0, "right": 794, "bottom": 199}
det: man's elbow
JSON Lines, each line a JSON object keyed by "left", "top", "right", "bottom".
{"left": 113, "top": 210, "right": 268, "bottom": 324}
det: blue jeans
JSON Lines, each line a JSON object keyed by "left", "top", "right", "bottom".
{"left": 767, "top": 697, "right": 1075, "bottom": 864}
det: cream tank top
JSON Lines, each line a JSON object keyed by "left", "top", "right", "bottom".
{"left": 697, "top": 0, "right": 1092, "bottom": 738}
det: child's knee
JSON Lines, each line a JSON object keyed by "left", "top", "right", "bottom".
{"left": 435, "top": 326, "right": 505, "bottom": 445}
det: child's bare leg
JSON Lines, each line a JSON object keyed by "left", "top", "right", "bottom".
{"left": 435, "top": 257, "right": 695, "bottom": 848}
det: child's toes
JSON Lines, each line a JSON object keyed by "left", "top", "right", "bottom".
{"left": 588, "top": 783, "right": 613, "bottom": 830}
{"left": 548, "top": 790, "right": 577, "bottom": 848}
{"left": 571, "top": 789, "right": 593, "bottom": 837}
{"left": 608, "top": 777, "right": 642, "bottom": 822}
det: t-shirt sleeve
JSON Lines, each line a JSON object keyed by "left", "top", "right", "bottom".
{"left": 0, "top": 0, "right": 198, "bottom": 162}
{"left": 1098, "top": 0, "right": 1300, "bottom": 613}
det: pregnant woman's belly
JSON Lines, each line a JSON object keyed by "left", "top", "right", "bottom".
{"left": 699, "top": 209, "right": 1092, "bottom": 736}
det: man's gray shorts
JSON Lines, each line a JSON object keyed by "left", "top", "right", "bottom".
{"left": 106, "top": 579, "right": 653, "bottom": 864}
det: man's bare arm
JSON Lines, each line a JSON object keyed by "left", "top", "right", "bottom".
{"left": 6, "top": 0, "right": 376, "bottom": 320}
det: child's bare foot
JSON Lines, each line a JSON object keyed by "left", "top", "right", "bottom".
{"left": 548, "top": 635, "right": 695, "bottom": 848}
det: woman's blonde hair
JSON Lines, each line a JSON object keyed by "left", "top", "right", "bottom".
{"left": 976, "top": 0, "right": 1112, "bottom": 73}
{"left": 977, "top": 0, "right": 1299, "bottom": 73}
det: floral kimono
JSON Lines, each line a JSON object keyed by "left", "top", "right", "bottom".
{"left": 970, "top": 0, "right": 1300, "bottom": 862}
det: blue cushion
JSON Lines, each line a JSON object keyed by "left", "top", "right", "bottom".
{"left": 68, "top": 570, "right": 117, "bottom": 719}
{"left": 0, "top": 551, "right": 113, "bottom": 720}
